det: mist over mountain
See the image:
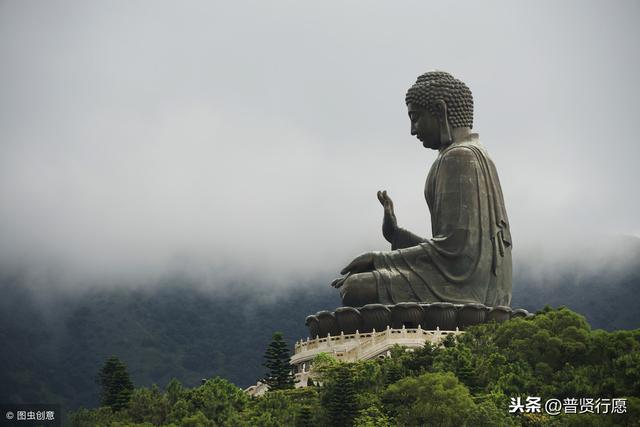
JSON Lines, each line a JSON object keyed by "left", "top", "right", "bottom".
{"left": 1, "top": 237, "right": 638, "bottom": 412}
{"left": 512, "top": 235, "right": 640, "bottom": 330}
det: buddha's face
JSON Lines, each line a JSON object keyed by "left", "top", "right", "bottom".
{"left": 407, "top": 102, "right": 440, "bottom": 149}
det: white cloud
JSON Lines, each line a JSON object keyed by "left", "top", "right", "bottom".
{"left": 1, "top": 0, "right": 638, "bottom": 289}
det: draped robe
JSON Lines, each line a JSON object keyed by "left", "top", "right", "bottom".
{"left": 371, "top": 135, "right": 512, "bottom": 307}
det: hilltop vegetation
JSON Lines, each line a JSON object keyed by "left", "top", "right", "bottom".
{"left": 69, "top": 307, "right": 640, "bottom": 426}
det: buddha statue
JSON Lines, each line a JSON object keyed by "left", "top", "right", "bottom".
{"left": 331, "top": 71, "right": 512, "bottom": 308}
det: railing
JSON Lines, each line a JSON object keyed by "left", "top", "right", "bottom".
{"left": 292, "top": 325, "right": 462, "bottom": 362}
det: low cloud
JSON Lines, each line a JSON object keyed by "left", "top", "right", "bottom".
{"left": 1, "top": 1, "right": 638, "bottom": 292}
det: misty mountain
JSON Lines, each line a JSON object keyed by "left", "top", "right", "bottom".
{"left": 1, "top": 238, "right": 639, "bottom": 412}
{"left": 0, "top": 278, "right": 341, "bottom": 411}
{"left": 512, "top": 235, "right": 640, "bottom": 330}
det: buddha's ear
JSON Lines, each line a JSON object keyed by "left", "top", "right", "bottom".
{"left": 434, "top": 99, "right": 447, "bottom": 119}
{"left": 435, "top": 99, "right": 452, "bottom": 145}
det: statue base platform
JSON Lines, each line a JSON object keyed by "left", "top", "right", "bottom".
{"left": 304, "top": 302, "right": 531, "bottom": 339}
{"left": 247, "top": 303, "right": 533, "bottom": 396}
{"left": 284, "top": 303, "right": 532, "bottom": 390}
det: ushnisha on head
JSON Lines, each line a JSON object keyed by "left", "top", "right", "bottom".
{"left": 405, "top": 71, "right": 474, "bottom": 149}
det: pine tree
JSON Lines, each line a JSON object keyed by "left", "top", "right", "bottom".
{"left": 96, "top": 355, "right": 134, "bottom": 411}
{"left": 385, "top": 362, "right": 403, "bottom": 387}
{"left": 296, "top": 405, "right": 314, "bottom": 427}
{"left": 455, "top": 357, "right": 477, "bottom": 394}
{"left": 324, "top": 364, "right": 357, "bottom": 427}
{"left": 262, "top": 332, "right": 295, "bottom": 390}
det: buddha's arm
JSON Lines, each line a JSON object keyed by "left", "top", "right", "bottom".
{"left": 391, "top": 227, "right": 426, "bottom": 250}
{"left": 378, "top": 190, "right": 427, "bottom": 250}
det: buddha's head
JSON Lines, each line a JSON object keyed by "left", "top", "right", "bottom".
{"left": 405, "top": 71, "right": 474, "bottom": 149}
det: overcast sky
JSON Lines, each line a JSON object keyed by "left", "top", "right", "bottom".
{"left": 1, "top": 0, "right": 639, "bottom": 289}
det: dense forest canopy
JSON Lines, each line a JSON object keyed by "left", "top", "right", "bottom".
{"left": 68, "top": 307, "right": 640, "bottom": 426}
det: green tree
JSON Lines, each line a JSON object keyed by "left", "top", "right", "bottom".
{"left": 96, "top": 355, "right": 134, "bottom": 411}
{"left": 383, "top": 371, "right": 476, "bottom": 426}
{"left": 262, "top": 332, "right": 295, "bottom": 390}
{"left": 400, "top": 341, "right": 440, "bottom": 376}
{"left": 242, "top": 388, "right": 321, "bottom": 427}
{"left": 433, "top": 342, "right": 479, "bottom": 393}
{"left": 382, "top": 357, "right": 404, "bottom": 387}
{"left": 126, "top": 385, "right": 170, "bottom": 425}
{"left": 242, "top": 390, "right": 298, "bottom": 426}
{"left": 296, "top": 405, "right": 314, "bottom": 427}
{"left": 180, "top": 410, "right": 214, "bottom": 427}
{"left": 167, "top": 398, "right": 191, "bottom": 425}
{"left": 188, "top": 377, "right": 247, "bottom": 425}
{"left": 322, "top": 364, "right": 358, "bottom": 427}
{"left": 353, "top": 405, "right": 389, "bottom": 427}
{"left": 165, "top": 378, "right": 186, "bottom": 405}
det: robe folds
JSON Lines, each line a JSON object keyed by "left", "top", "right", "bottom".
{"left": 371, "top": 135, "right": 512, "bottom": 307}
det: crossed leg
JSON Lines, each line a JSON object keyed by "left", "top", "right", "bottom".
{"left": 339, "top": 272, "right": 379, "bottom": 307}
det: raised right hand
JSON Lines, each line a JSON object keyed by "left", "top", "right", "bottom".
{"left": 377, "top": 190, "right": 397, "bottom": 243}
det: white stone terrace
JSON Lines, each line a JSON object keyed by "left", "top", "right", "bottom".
{"left": 290, "top": 326, "right": 463, "bottom": 387}
{"left": 245, "top": 326, "right": 463, "bottom": 396}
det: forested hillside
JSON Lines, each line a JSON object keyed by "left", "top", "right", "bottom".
{"left": 68, "top": 307, "right": 640, "bottom": 426}
{"left": 1, "top": 252, "right": 639, "bottom": 413}
{"left": 0, "top": 279, "right": 340, "bottom": 410}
